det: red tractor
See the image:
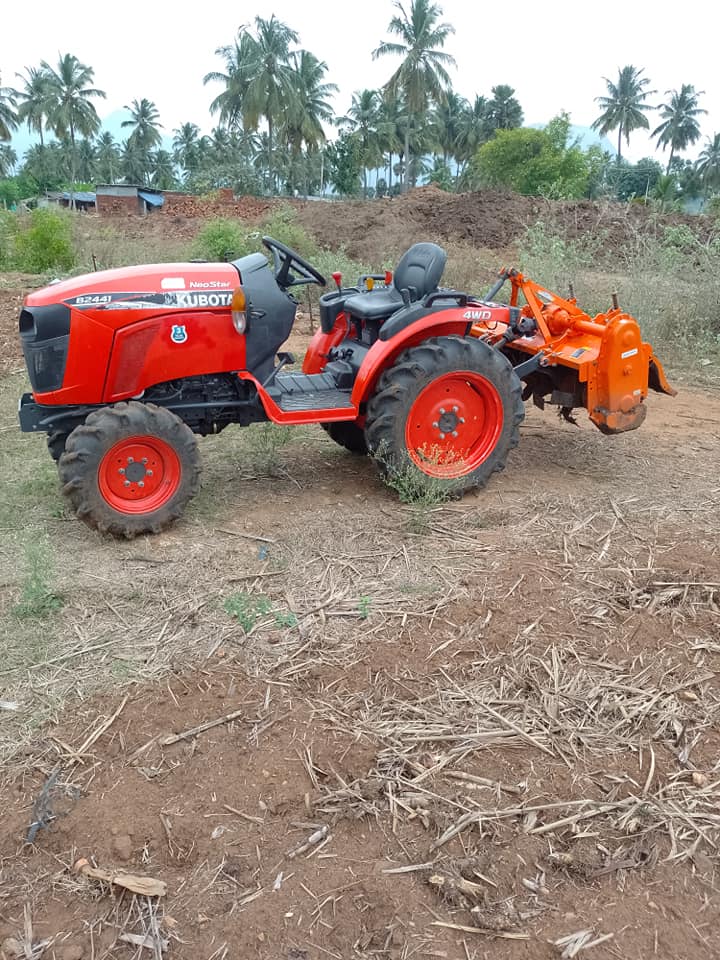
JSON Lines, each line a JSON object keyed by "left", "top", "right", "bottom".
{"left": 18, "top": 237, "right": 674, "bottom": 537}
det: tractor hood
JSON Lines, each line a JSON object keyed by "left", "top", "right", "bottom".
{"left": 26, "top": 262, "right": 242, "bottom": 309}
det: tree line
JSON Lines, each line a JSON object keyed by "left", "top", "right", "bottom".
{"left": 0, "top": 0, "right": 719, "bottom": 207}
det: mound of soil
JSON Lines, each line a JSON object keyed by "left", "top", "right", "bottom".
{"left": 293, "top": 185, "right": 714, "bottom": 261}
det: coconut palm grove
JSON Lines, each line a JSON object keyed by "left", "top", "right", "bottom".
{"left": 0, "top": 0, "right": 717, "bottom": 206}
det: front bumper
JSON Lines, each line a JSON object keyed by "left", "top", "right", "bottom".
{"left": 18, "top": 393, "right": 92, "bottom": 435}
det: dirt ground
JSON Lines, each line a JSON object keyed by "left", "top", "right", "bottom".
{"left": 1, "top": 220, "right": 719, "bottom": 960}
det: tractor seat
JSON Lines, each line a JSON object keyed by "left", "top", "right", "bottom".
{"left": 344, "top": 242, "right": 448, "bottom": 322}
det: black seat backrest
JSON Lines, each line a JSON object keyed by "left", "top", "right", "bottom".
{"left": 394, "top": 242, "right": 447, "bottom": 301}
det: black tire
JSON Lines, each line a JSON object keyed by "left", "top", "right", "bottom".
{"left": 321, "top": 421, "right": 368, "bottom": 455}
{"left": 58, "top": 401, "right": 201, "bottom": 538}
{"left": 47, "top": 431, "right": 68, "bottom": 462}
{"left": 365, "top": 336, "right": 524, "bottom": 495}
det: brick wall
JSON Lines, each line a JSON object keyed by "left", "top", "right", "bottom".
{"left": 96, "top": 194, "right": 140, "bottom": 216}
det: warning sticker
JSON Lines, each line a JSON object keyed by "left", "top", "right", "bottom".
{"left": 621, "top": 348, "right": 639, "bottom": 359}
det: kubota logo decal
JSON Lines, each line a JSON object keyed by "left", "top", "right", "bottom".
{"left": 171, "top": 325, "right": 188, "bottom": 343}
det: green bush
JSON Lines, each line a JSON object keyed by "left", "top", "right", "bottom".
{"left": 13, "top": 539, "right": 64, "bottom": 620}
{"left": 11, "top": 208, "right": 75, "bottom": 273}
{"left": 0, "top": 208, "right": 76, "bottom": 273}
{"left": 0, "top": 209, "right": 17, "bottom": 268}
{"left": 192, "top": 218, "right": 254, "bottom": 262}
{"left": 261, "top": 206, "right": 318, "bottom": 259}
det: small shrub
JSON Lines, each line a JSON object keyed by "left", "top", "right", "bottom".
{"left": 192, "top": 218, "right": 254, "bottom": 262}
{"left": 224, "top": 592, "right": 296, "bottom": 631}
{"left": 243, "top": 422, "right": 296, "bottom": 476}
{"left": 358, "top": 595, "right": 372, "bottom": 619}
{"left": 11, "top": 208, "right": 75, "bottom": 273}
{"left": 0, "top": 209, "right": 17, "bottom": 268}
{"left": 13, "top": 539, "right": 64, "bottom": 620}
{"left": 261, "top": 206, "right": 317, "bottom": 259}
{"left": 224, "top": 592, "right": 273, "bottom": 631}
{"left": 378, "top": 450, "right": 453, "bottom": 535}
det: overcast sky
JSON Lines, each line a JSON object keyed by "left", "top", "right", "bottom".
{"left": 2, "top": 0, "right": 717, "bottom": 164}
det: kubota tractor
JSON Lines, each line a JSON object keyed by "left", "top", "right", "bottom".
{"left": 17, "top": 237, "right": 675, "bottom": 537}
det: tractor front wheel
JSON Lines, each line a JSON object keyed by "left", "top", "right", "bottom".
{"left": 58, "top": 402, "right": 201, "bottom": 538}
{"left": 365, "top": 336, "right": 523, "bottom": 495}
{"left": 47, "top": 431, "right": 68, "bottom": 462}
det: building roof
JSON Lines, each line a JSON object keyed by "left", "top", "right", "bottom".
{"left": 61, "top": 191, "right": 96, "bottom": 203}
{"left": 138, "top": 190, "right": 164, "bottom": 207}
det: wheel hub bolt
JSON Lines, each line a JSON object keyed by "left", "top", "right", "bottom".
{"left": 452, "top": 406, "right": 459, "bottom": 413}
{"left": 432, "top": 421, "right": 439, "bottom": 428}
{"left": 138, "top": 481, "right": 145, "bottom": 488}
{"left": 146, "top": 469, "right": 153, "bottom": 477}
{"left": 452, "top": 431, "right": 458, "bottom": 438}
{"left": 124, "top": 480, "right": 130, "bottom": 488}
{"left": 118, "top": 468, "right": 125, "bottom": 475}
{"left": 439, "top": 407, "right": 446, "bottom": 415}
{"left": 439, "top": 432, "right": 446, "bottom": 440}
{"left": 127, "top": 456, "right": 134, "bottom": 464}
{"left": 459, "top": 417, "right": 465, "bottom": 424}
{"left": 141, "top": 458, "right": 148, "bottom": 464}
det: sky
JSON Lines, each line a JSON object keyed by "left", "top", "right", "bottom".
{"left": 2, "top": 0, "right": 718, "bottom": 165}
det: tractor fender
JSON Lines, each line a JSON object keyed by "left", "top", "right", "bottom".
{"left": 351, "top": 311, "right": 471, "bottom": 408}
{"left": 302, "top": 312, "right": 348, "bottom": 374}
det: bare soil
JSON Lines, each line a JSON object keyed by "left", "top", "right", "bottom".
{"left": 1, "top": 218, "right": 719, "bottom": 960}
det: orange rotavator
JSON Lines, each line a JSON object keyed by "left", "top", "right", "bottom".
{"left": 17, "top": 239, "right": 675, "bottom": 538}
{"left": 466, "top": 267, "right": 675, "bottom": 435}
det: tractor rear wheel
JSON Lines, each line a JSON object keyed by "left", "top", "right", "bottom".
{"left": 321, "top": 421, "right": 367, "bottom": 454}
{"left": 365, "top": 336, "right": 523, "bottom": 495}
{"left": 58, "top": 401, "right": 201, "bottom": 538}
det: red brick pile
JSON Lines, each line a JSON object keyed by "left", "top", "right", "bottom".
{"left": 160, "top": 192, "right": 273, "bottom": 221}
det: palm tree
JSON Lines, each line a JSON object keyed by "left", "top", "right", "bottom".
{"left": 14, "top": 66, "right": 53, "bottom": 146}
{"left": 173, "top": 122, "right": 201, "bottom": 175}
{"left": 42, "top": 54, "right": 105, "bottom": 146}
{"left": 377, "top": 96, "right": 403, "bottom": 194}
{"left": 203, "top": 32, "right": 257, "bottom": 129}
{"left": 0, "top": 76, "right": 18, "bottom": 141}
{"left": 456, "top": 95, "right": 490, "bottom": 171}
{"left": 76, "top": 138, "right": 97, "bottom": 182}
{"left": 432, "top": 90, "right": 467, "bottom": 166}
{"left": 0, "top": 144, "right": 17, "bottom": 177}
{"left": 592, "top": 65, "right": 655, "bottom": 162}
{"left": 151, "top": 150, "right": 177, "bottom": 189}
{"left": 42, "top": 54, "right": 105, "bottom": 202}
{"left": 96, "top": 131, "right": 119, "bottom": 182}
{"left": 486, "top": 84, "right": 523, "bottom": 131}
{"left": 338, "top": 90, "right": 385, "bottom": 195}
{"left": 291, "top": 51, "right": 336, "bottom": 147}
{"left": 373, "top": 0, "right": 456, "bottom": 192}
{"left": 205, "top": 16, "right": 300, "bottom": 193}
{"left": 120, "top": 138, "right": 150, "bottom": 185}
{"left": 697, "top": 134, "right": 720, "bottom": 194}
{"left": 122, "top": 98, "right": 163, "bottom": 152}
{"left": 652, "top": 85, "right": 706, "bottom": 173}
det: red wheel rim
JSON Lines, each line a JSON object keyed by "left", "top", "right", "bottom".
{"left": 405, "top": 372, "right": 504, "bottom": 479}
{"left": 98, "top": 435, "right": 181, "bottom": 514}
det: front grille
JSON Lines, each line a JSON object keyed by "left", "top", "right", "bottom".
{"left": 19, "top": 303, "right": 72, "bottom": 394}
{"left": 22, "top": 336, "right": 70, "bottom": 393}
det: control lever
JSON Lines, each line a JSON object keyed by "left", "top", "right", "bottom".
{"left": 262, "top": 351, "right": 296, "bottom": 388}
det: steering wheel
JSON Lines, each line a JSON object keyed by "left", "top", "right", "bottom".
{"left": 262, "top": 236, "right": 327, "bottom": 289}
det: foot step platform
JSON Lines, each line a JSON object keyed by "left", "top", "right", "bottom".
{"left": 273, "top": 372, "right": 354, "bottom": 412}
